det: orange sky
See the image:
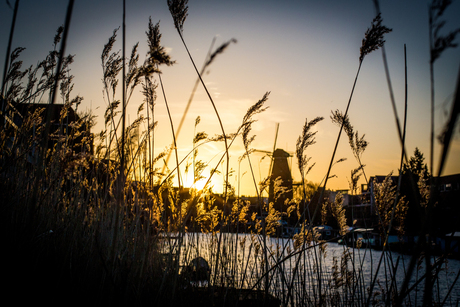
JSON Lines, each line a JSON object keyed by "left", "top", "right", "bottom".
{"left": 1, "top": 0, "right": 459, "bottom": 196}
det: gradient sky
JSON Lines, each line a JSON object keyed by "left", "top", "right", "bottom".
{"left": 1, "top": 0, "right": 459, "bottom": 196}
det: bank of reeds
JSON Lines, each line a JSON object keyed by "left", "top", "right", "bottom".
{"left": 1, "top": 0, "right": 460, "bottom": 306}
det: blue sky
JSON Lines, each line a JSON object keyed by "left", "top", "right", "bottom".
{"left": 1, "top": 0, "right": 459, "bottom": 195}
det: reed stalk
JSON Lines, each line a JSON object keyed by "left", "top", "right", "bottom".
{"left": 1, "top": 0, "right": 19, "bottom": 105}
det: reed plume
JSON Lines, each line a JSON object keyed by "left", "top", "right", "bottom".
{"left": 330, "top": 110, "right": 368, "bottom": 164}
{"left": 331, "top": 192, "right": 348, "bottom": 237}
{"left": 145, "top": 18, "right": 175, "bottom": 70}
{"left": 428, "top": 0, "right": 460, "bottom": 175}
{"left": 429, "top": 0, "right": 460, "bottom": 64}
{"left": 359, "top": 13, "right": 392, "bottom": 63}
{"left": 167, "top": 0, "right": 188, "bottom": 34}
{"left": 373, "top": 174, "right": 408, "bottom": 238}
{"left": 317, "top": 14, "right": 392, "bottom": 230}
{"left": 296, "top": 117, "right": 324, "bottom": 183}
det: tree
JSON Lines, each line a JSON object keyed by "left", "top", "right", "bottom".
{"left": 400, "top": 148, "right": 430, "bottom": 235}
{"left": 402, "top": 147, "right": 429, "bottom": 180}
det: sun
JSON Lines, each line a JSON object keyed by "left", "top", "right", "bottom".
{"left": 191, "top": 178, "right": 208, "bottom": 192}
{"left": 184, "top": 173, "right": 211, "bottom": 192}
{"left": 184, "top": 171, "right": 223, "bottom": 194}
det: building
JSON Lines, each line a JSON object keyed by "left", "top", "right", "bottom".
{"left": 268, "top": 148, "right": 293, "bottom": 212}
{"left": 434, "top": 174, "right": 460, "bottom": 234}
{"left": 337, "top": 173, "right": 460, "bottom": 235}
{"left": 2, "top": 101, "right": 93, "bottom": 161}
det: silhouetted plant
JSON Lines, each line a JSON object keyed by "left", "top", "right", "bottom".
{"left": 318, "top": 14, "right": 391, "bottom": 226}
{"left": 359, "top": 13, "right": 392, "bottom": 63}
{"left": 331, "top": 192, "right": 348, "bottom": 237}
{"left": 167, "top": 0, "right": 188, "bottom": 34}
{"left": 428, "top": 0, "right": 460, "bottom": 174}
{"left": 331, "top": 110, "right": 368, "bottom": 165}
{"left": 429, "top": 0, "right": 460, "bottom": 64}
{"left": 373, "top": 174, "right": 408, "bottom": 237}
{"left": 167, "top": 0, "right": 232, "bottom": 212}
{"left": 296, "top": 117, "right": 324, "bottom": 185}
{"left": 145, "top": 18, "right": 175, "bottom": 70}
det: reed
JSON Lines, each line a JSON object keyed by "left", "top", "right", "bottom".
{"left": 1, "top": 0, "right": 460, "bottom": 306}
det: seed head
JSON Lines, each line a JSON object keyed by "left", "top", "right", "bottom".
{"left": 296, "top": 116, "right": 323, "bottom": 176}
{"left": 167, "top": 0, "right": 189, "bottom": 34}
{"left": 429, "top": 0, "right": 460, "bottom": 63}
{"left": 145, "top": 19, "right": 175, "bottom": 70}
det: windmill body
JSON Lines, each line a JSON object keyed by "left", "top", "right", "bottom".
{"left": 268, "top": 148, "right": 293, "bottom": 212}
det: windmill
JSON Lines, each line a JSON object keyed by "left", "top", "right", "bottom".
{"left": 253, "top": 123, "right": 294, "bottom": 211}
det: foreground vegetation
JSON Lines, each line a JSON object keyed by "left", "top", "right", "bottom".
{"left": 1, "top": 0, "right": 460, "bottom": 306}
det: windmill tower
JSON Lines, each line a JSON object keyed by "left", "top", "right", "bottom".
{"left": 254, "top": 123, "right": 293, "bottom": 212}
{"left": 268, "top": 148, "right": 293, "bottom": 212}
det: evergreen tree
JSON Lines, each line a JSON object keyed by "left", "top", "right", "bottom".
{"left": 400, "top": 147, "right": 430, "bottom": 235}
{"left": 402, "top": 147, "right": 430, "bottom": 181}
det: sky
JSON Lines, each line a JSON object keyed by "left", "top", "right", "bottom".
{"left": 1, "top": 0, "right": 459, "bottom": 196}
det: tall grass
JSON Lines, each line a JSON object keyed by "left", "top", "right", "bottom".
{"left": 1, "top": 0, "right": 460, "bottom": 306}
